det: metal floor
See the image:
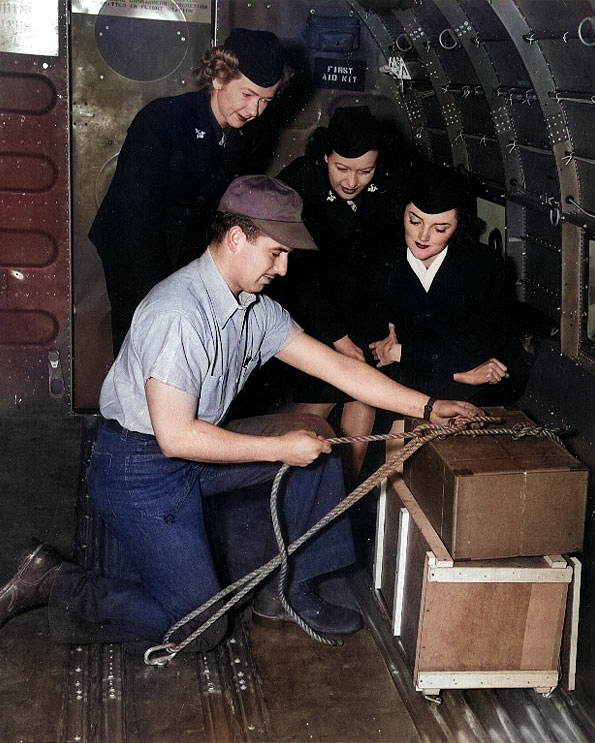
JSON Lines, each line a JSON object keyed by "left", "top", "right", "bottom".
{"left": 1, "top": 413, "right": 595, "bottom": 743}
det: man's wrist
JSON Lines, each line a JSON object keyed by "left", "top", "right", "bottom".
{"left": 423, "top": 396, "right": 436, "bottom": 421}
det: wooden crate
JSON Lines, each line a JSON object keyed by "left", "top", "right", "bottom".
{"left": 403, "top": 408, "right": 588, "bottom": 560}
{"left": 374, "top": 474, "right": 578, "bottom": 696}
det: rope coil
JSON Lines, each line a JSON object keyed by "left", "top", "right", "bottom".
{"left": 144, "top": 416, "right": 570, "bottom": 666}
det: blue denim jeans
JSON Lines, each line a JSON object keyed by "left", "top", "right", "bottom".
{"left": 49, "top": 415, "right": 355, "bottom": 644}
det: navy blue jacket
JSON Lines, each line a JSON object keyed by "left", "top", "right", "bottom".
{"left": 272, "top": 155, "right": 406, "bottom": 350}
{"left": 377, "top": 241, "right": 530, "bottom": 405}
{"left": 259, "top": 152, "right": 409, "bottom": 405}
{"left": 89, "top": 88, "right": 266, "bottom": 351}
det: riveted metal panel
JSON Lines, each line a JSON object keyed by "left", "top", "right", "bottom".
{"left": 466, "top": 136, "right": 504, "bottom": 184}
{"left": 0, "top": 0, "right": 71, "bottom": 415}
{"left": 521, "top": 207, "right": 563, "bottom": 321}
{"left": 70, "top": 1, "right": 212, "bottom": 411}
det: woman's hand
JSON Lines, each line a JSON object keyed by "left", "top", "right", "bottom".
{"left": 333, "top": 335, "right": 366, "bottom": 362}
{"left": 369, "top": 323, "right": 402, "bottom": 367}
{"left": 453, "top": 358, "right": 509, "bottom": 386}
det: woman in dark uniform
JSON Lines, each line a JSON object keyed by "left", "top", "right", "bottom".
{"left": 370, "top": 162, "right": 531, "bottom": 406}
{"left": 269, "top": 106, "right": 416, "bottom": 484}
{"left": 89, "top": 28, "right": 290, "bottom": 353}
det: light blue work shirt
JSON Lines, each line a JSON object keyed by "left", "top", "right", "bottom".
{"left": 99, "top": 249, "right": 301, "bottom": 434}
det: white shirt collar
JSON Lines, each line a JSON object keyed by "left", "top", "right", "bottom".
{"left": 407, "top": 246, "right": 449, "bottom": 291}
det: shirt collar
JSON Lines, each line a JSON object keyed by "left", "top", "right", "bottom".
{"left": 198, "top": 250, "right": 257, "bottom": 327}
{"left": 407, "top": 245, "right": 449, "bottom": 291}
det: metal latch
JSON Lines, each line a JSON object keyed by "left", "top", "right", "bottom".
{"left": 48, "top": 349, "right": 64, "bottom": 399}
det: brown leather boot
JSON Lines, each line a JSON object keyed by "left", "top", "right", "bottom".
{"left": 0, "top": 539, "right": 63, "bottom": 628}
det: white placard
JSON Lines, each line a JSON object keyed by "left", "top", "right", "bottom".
{"left": 71, "top": 0, "right": 211, "bottom": 23}
{"left": 0, "top": 0, "right": 59, "bottom": 56}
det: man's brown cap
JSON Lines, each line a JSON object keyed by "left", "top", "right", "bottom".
{"left": 218, "top": 175, "right": 317, "bottom": 251}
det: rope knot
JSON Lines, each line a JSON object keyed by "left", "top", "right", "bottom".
{"left": 511, "top": 424, "right": 538, "bottom": 439}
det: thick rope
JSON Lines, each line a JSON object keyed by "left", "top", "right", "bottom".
{"left": 144, "top": 417, "right": 570, "bottom": 666}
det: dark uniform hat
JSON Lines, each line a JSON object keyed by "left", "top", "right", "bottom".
{"left": 408, "top": 162, "right": 466, "bottom": 214}
{"left": 223, "top": 28, "right": 285, "bottom": 88}
{"left": 218, "top": 175, "right": 317, "bottom": 251}
{"left": 328, "top": 105, "right": 380, "bottom": 158}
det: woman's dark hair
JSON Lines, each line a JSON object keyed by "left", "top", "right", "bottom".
{"left": 303, "top": 127, "right": 335, "bottom": 163}
{"left": 403, "top": 163, "right": 485, "bottom": 247}
{"left": 450, "top": 204, "right": 486, "bottom": 248}
{"left": 303, "top": 118, "right": 405, "bottom": 171}
{"left": 400, "top": 198, "right": 485, "bottom": 249}
{"left": 454, "top": 204, "right": 486, "bottom": 247}
{"left": 396, "top": 201, "right": 486, "bottom": 249}
{"left": 448, "top": 171, "right": 486, "bottom": 247}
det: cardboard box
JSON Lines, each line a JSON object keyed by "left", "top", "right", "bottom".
{"left": 373, "top": 475, "right": 577, "bottom": 695}
{"left": 403, "top": 408, "right": 588, "bottom": 560}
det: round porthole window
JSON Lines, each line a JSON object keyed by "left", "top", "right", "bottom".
{"left": 95, "top": 1, "right": 189, "bottom": 82}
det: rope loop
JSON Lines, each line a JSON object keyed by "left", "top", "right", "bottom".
{"left": 144, "top": 643, "right": 178, "bottom": 667}
{"left": 270, "top": 463, "right": 343, "bottom": 647}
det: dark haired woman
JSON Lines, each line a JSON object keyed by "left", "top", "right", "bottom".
{"left": 268, "top": 105, "right": 418, "bottom": 485}
{"left": 370, "top": 162, "right": 531, "bottom": 406}
{"left": 90, "top": 28, "right": 290, "bottom": 353}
